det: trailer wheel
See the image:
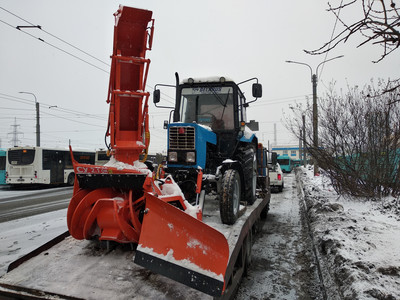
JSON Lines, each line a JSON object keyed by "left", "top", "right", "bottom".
{"left": 220, "top": 169, "right": 241, "bottom": 225}
{"left": 67, "top": 173, "right": 75, "bottom": 186}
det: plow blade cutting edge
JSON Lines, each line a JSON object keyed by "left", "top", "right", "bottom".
{"left": 135, "top": 192, "right": 229, "bottom": 297}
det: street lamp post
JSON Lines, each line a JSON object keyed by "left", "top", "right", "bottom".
{"left": 19, "top": 91, "right": 40, "bottom": 147}
{"left": 286, "top": 55, "right": 343, "bottom": 176}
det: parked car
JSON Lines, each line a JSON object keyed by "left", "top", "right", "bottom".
{"left": 269, "top": 163, "right": 284, "bottom": 192}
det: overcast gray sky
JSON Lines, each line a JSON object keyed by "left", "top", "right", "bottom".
{"left": 1, "top": 0, "right": 398, "bottom": 154}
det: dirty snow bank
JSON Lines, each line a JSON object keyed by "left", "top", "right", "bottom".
{"left": 298, "top": 166, "right": 400, "bottom": 300}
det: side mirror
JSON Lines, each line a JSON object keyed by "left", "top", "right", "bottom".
{"left": 252, "top": 83, "right": 262, "bottom": 98}
{"left": 153, "top": 89, "right": 161, "bottom": 104}
{"left": 271, "top": 152, "right": 278, "bottom": 165}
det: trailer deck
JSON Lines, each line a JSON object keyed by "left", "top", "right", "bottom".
{"left": 0, "top": 194, "right": 269, "bottom": 299}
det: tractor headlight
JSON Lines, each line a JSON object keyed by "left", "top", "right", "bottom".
{"left": 169, "top": 151, "right": 178, "bottom": 162}
{"left": 186, "top": 152, "right": 195, "bottom": 163}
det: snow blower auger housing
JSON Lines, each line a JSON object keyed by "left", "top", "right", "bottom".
{"left": 67, "top": 6, "right": 230, "bottom": 297}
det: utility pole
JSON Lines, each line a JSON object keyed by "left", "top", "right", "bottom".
{"left": 19, "top": 92, "right": 40, "bottom": 147}
{"left": 302, "top": 114, "right": 306, "bottom": 167}
{"left": 286, "top": 55, "right": 343, "bottom": 175}
{"left": 299, "top": 130, "right": 302, "bottom": 165}
{"left": 312, "top": 74, "right": 318, "bottom": 173}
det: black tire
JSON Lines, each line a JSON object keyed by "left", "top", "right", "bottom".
{"left": 244, "top": 231, "right": 252, "bottom": 276}
{"left": 278, "top": 185, "right": 283, "bottom": 192}
{"left": 237, "top": 146, "right": 257, "bottom": 205}
{"left": 67, "top": 173, "right": 75, "bottom": 186}
{"left": 260, "top": 201, "right": 270, "bottom": 219}
{"left": 220, "top": 169, "right": 241, "bottom": 225}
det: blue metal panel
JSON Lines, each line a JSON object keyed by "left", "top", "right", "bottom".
{"left": 0, "top": 149, "right": 6, "bottom": 185}
{"left": 167, "top": 123, "right": 216, "bottom": 169}
{"left": 239, "top": 131, "right": 256, "bottom": 143}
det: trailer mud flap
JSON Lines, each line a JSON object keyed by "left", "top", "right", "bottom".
{"left": 134, "top": 193, "right": 229, "bottom": 297}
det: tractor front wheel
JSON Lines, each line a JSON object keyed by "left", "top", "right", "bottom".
{"left": 220, "top": 169, "right": 241, "bottom": 225}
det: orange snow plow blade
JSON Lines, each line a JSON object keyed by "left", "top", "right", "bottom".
{"left": 134, "top": 193, "right": 229, "bottom": 297}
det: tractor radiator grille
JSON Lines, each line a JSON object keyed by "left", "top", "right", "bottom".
{"left": 169, "top": 127, "right": 195, "bottom": 150}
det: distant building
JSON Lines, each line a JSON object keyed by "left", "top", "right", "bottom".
{"left": 271, "top": 145, "right": 310, "bottom": 161}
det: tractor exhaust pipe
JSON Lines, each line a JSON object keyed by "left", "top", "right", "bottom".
{"left": 173, "top": 72, "right": 180, "bottom": 122}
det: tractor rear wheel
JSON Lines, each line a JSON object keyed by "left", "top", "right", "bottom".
{"left": 238, "top": 146, "right": 257, "bottom": 205}
{"left": 220, "top": 169, "right": 241, "bottom": 225}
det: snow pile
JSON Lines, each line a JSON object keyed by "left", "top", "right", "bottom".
{"left": 104, "top": 156, "right": 152, "bottom": 176}
{"left": 0, "top": 209, "right": 67, "bottom": 276}
{"left": 197, "top": 123, "right": 212, "bottom": 131}
{"left": 155, "top": 175, "right": 201, "bottom": 218}
{"left": 298, "top": 166, "right": 400, "bottom": 300}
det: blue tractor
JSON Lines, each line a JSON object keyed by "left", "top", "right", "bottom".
{"left": 154, "top": 73, "right": 269, "bottom": 224}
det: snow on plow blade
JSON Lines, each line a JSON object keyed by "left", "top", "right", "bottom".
{"left": 135, "top": 192, "right": 229, "bottom": 297}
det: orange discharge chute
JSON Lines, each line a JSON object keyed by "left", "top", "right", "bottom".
{"left": 67, "top": 5, "right": 230, "bottom": 297}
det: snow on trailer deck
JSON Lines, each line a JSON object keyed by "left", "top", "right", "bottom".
{"left": 0, "top": 195, "right": 269, "bottom": 299}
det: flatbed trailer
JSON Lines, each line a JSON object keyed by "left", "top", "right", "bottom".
{"left": 0, "top": 192, "right": 269, "bottom": 300}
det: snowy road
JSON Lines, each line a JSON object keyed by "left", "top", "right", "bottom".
{"left": 0, "top": 186, "right": 72, "bottom": 223}
{"left": 236, "top": 173, "right": 322, "bottom": 299}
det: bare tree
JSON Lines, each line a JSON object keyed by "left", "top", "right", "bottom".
{"left": 307, "top": 0, "right": 400, "bottom": 61}
{"left": 306, "top": 0, "right": 400, "bottom": 91}
{"left": 288, "top": 79, "right": 400, "bottom": 198}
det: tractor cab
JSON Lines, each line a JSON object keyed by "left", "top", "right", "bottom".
{"left": 154, "top": 75, "right": 262, "bottom": 171}
{"left": 177, "top": 77, "right": 239, "bottom": 132}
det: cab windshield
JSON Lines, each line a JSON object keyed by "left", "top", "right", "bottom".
{"left": 179, "top": 86, "right": 234, "bottom": 130}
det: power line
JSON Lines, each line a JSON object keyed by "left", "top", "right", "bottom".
{"left": 0, "top": 8, "right": 177, "bottom": 106}
{"left": 0, "top": 9, "right": 109, "bottom": 73}
{"left": 0, "top": 93, "right": 106, "bottom": 121}
{"left": 40, "top": 110, "right": 104, "bottom": 128}
{"left": 0, "top": 6, "right": 111, "bottom": 68}
{"left": 1, "top": 7, "right": 176, "bottom": 101}
{"left": 251, "top": 94, "right": 311, "bottom": 107}
{"left": 318, "top": 0, "right": 344, "bottom": 80}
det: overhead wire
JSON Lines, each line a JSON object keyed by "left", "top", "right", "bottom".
{"left": 0, "top": 93, "right": 106, "bottom": 121}
{"left": 0, "top": 7, "right": 110, "bottom": 73}
{"left": 0, "top": 6, "right": 111, "bottom": 67}
{"left": 318, "top": 0, "right": 344, "bottom": 80}
{"left": 0, "top": 7, "right": 175, "bottom": 106}
{"left": 251, "top": 94, "right": 312, "bottom": 107}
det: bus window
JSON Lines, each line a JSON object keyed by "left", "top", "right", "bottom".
{"left": 0, "top": 156, "right": 5, "bottom": 170}
{"left": 8, "top": 149, "right": 36, "bottom": 165}
{"left": 75, "top": 152, "right": 95, "bottom": 164}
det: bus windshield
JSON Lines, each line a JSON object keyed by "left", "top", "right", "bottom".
{"left": 278, "top": 158, "right": 290, "bottom": 165}
{"left": 179, "top": 86, "right": 234, "bottom": 131}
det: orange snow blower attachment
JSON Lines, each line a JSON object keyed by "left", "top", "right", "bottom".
{"left": 67, "top": 5, "right": 154, "bottom": 244}
{"left": 67, "top": 5, "right": 230, "bottom": 297}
